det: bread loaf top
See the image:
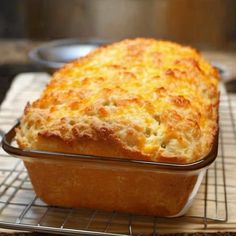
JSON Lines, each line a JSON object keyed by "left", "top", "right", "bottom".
{"left": 16, "top": 38, "right": 219, "bottom": 163}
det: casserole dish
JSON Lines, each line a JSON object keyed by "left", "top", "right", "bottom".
{"left": 2, "top": 38, "right": 220, "bottom": 217}
{"left": 2, "top": 123, "right": 218, "bottom": 217}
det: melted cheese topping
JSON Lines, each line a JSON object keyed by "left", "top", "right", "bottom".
{"left": 16, "top": 38, "right": 219, "bottom": 163}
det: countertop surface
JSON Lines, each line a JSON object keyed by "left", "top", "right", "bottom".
{"left": 0, "top": 40, "right": 41, "bottom": 65}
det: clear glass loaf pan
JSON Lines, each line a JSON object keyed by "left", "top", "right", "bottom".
{"left": 2, "top": 123, "right": 219, "bottom": 217}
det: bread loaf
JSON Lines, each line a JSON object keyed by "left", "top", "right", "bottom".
{"left": 16, "top": 38, "right": 219, "bottom": 164}
{"left": 15, "top": 38, "right": 219, "bottom": 216}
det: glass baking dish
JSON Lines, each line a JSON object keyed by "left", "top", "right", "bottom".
{"left": 2, "top": 123, "right": 219, "bottom": 217}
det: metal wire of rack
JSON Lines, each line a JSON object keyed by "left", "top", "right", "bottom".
{"left": 0, "top": 84, "right": 235, "bottom": 235}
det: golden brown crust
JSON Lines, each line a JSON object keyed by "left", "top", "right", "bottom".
{"left": 24, "top": 159, "right": 198, "bottom": 216}
{"left": 16, "top": 38, "right": 219, "bottom": 164}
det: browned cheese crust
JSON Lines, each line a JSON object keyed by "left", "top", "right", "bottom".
{"left": 16, "top": 38, "right": 219, "bottom": 163}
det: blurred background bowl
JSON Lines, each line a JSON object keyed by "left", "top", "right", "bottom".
{"left": 29, "top": 39, "right": 106, "bottom": 73}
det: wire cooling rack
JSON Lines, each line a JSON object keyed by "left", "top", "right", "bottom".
{"left": 0, "top": 76, "right": 235, "bottom": 235}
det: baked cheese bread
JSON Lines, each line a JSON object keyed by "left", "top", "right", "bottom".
{"left": 16, "top": 38, "right": 219, "bottom": 164}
